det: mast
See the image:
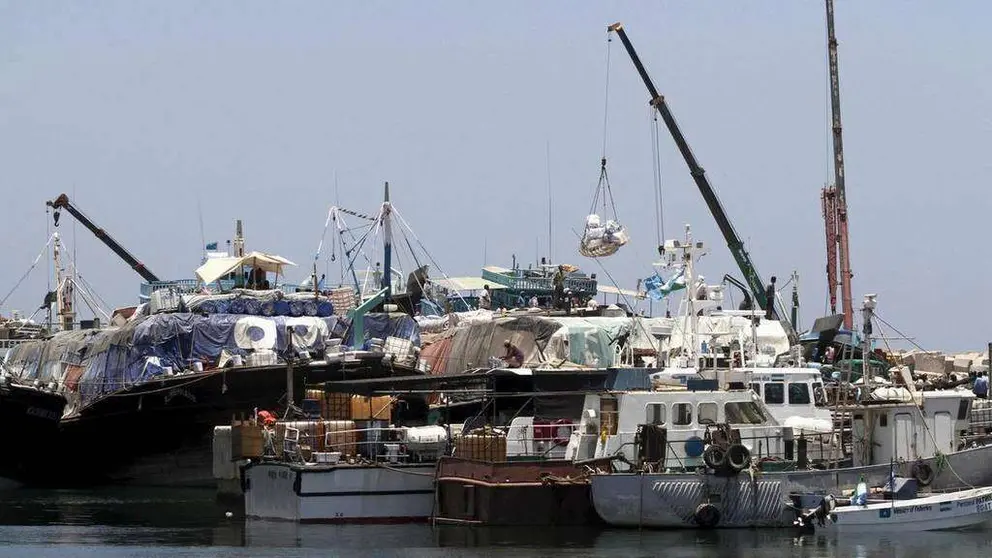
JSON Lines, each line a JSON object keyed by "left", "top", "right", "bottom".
{"left": 381, "top": 182, "right": 392, "bottom": 296}
{"left": 233, "top": 219, "right": 245, "bottom": 257}
{"left": 52, "top": 233, "right": 74, "bottom": 331}
{"left": 861, "top": 294, "right": 877, "bottom": 397}
{"left": 823, "top": 0, "right": 855, "bottom": 329}
{"left": 659, "top": 224, "right": 706, "bottom": 367}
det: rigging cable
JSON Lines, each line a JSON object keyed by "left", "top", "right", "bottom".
{"left": 0, "top": 233, "right": 57, "bottom": 312}
{"left": 392, "top": 208, "right": 471, "bottom": 310}
{"left": 872, "top": 312, "right": 929, "bottom": 354}
{"left": 74, "top": 271, "right": 112, "bottom": 320}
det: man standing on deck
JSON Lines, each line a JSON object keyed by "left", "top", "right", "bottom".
{"left": 552, "top": 265, "right": 566, "bottom": 309}
{"left": 479, "top": 285, "right": 492, "bottom": 310}
{"left": 974, "top": 371, "right": 988, "bottom": 399}
{"left": 764, "top": 276, "right": 777, "bottom": 320}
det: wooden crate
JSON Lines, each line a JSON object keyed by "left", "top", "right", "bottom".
{"left": 326, "top": 393, "right": 352, "bottom": 420}
{"left": 350, "top": 395, "right": 392, "bottom": 421}
{"left": 453, "top": 434, "right": 507, "bottom": 462}
{"left": 231, "top": 422, "right": 264, "bottom": 460}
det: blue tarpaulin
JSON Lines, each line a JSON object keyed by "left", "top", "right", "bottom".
{"left": 6, "top": 312, "right": 355, "bottom": 409}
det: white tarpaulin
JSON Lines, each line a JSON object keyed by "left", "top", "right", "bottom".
{"left": 195, "top": 251, "right": 297, "bottom": 285}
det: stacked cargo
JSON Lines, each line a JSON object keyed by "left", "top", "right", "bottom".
{"left": 453, "top": 429, "right": 507, "bottom": 462}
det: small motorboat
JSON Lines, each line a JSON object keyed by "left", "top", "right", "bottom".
{"left": 793, "top": 476, "right": 992, "bottom": 534}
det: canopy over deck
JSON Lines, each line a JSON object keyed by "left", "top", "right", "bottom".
{"left": 195, "top": 251, "right": 296, "bottom": 285}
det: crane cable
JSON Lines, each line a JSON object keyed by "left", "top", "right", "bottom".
{"left": 651, "top": 111, "right": 666, "bottom": 247}
{"left": 589, "top": 34, "right": 620, "bottom": 222}
{"left": 601, "top": 33, "right": 612, "bottom": 161}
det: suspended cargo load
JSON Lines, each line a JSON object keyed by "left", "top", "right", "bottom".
{"left": 578, "top": 158, "right": 628, "bottom": 258}
{"left": 579, "top": 214, "right": 629, "bottom": 257}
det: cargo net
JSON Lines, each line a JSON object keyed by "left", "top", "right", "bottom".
{"left": 579, "top": 158, "right": 628, "bottom": 258}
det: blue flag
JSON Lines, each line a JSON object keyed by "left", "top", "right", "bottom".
{"left": 644, "top": 267, "right": 686, "bottom": 300}
{"left": 205, "top": 242, "right": 218, "bottom": 251}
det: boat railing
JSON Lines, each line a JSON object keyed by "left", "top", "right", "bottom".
{"left": 481, "top": 268, "right": 597, "bottom": 293}
{"left": 606, "top": 426, "right": 840, "bottom": 469}
{"left": 140, "top": 279, "right": 307, "bottom": 300}
{"left": 268, "top": 423, "right": 446, "bottom": 465}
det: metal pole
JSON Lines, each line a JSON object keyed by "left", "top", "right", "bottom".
{"left": 286, "top": 326, "right": 295, "bottom": 409}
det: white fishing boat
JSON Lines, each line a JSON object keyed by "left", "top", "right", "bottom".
{"left": 794, "top": 480, "right": 992, "bottom": 533}
{"left": 244, "top": 460, "right": 437, "bottom": 523}
{"left": 242, "top": 423, "right": 445, "bottom": 523}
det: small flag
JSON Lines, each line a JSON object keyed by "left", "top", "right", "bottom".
{"left": 205, "top": 242, "right": 218, "bottom": 251}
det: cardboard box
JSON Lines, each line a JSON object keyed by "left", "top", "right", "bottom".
{"left": 231, "top": 422, "right": 264, "bottom": 460}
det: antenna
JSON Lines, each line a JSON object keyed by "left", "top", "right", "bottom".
{"left": 197, "top": 196, "right": 207, "bottom": 262}
{"left": 546, "top": 140, "right": 553, "bottom": 263}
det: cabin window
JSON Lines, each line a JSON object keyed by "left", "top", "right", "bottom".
{"left": 958, "top": 400, "right": 970, "bottom": 421}
{"left": 879, "top": 413, "right": 888, "bottom": 427}
{"left": 788, "top": 383, "right": 811, "bottom": 405}
{"left": 725, "top": 401, "right": 768, "bottom": 425}
{"left": 698, "top": 402, "right": 718, "bottom": 425}
{"left": 673, "top": 403, "right": 693, "bottom": 426}
{"left": 749, "top": 383, "right": 761, "bottom": 396}
{"left": 646, "top": 403, "right": 666, "bottom": 425}
{"left": 764, "top": 382, "right": 784, "bottom": 405}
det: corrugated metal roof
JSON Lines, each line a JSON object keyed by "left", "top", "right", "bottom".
{"left": 432, "top": 277, "right": 506, "bottom": 291}
{"left": 597, "top": 285, "right": 644, "bottom": 298}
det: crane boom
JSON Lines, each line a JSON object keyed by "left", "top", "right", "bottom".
{"left": 824, "top": 0, "right": 854, "bottom": 330}
{"left": 607, "top": 23, "right": 798, "bottom": 344}
{"left": 46, "top": 194, "right": 161, "bottom": 283}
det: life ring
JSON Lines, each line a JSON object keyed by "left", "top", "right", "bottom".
{"left": 703, "top": 445, "right": 727, "bottom": 470}
{"left": 727, "top": 444, "right": 751, "bottom": 471}
{"left": 912, "top": 461, "right": 935, "bottom": 486}
{"left": 693, "top": 503, "right": 721, "bottom": 528}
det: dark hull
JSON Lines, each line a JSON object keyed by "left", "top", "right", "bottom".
{"left": 47, "top": 357, "right": 417, "bottom": 489}
{"left": 0, "top": 382, "right": 66, "bottom": 486}
{"left": 433, "top": 457, "right": 607, "bottom": 526}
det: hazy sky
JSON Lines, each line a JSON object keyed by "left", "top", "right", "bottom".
{"left": 1, "top": 2, "right": 989, "bottom": 352}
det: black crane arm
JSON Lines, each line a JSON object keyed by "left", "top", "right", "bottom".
{"left": 607, "top": 22, "right": 798, "bottom": 344}
{"left": 46, "top": 193, "right": 161, "bottom": 283}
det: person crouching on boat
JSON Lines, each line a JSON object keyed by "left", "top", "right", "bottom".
{"left": 500, "top": 340, "right": 524, "bottom": 368}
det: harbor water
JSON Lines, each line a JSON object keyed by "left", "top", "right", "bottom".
{"left": 1, "top": 487, "right": 992, "bottom": 557}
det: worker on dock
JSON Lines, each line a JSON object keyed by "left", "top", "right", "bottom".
{"left": 501, "top": 340, "right": 524, "bottom": 368}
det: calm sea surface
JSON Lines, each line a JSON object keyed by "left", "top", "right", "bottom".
{"left": 1, "top": 487, "right": 991, "bottom": 557}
